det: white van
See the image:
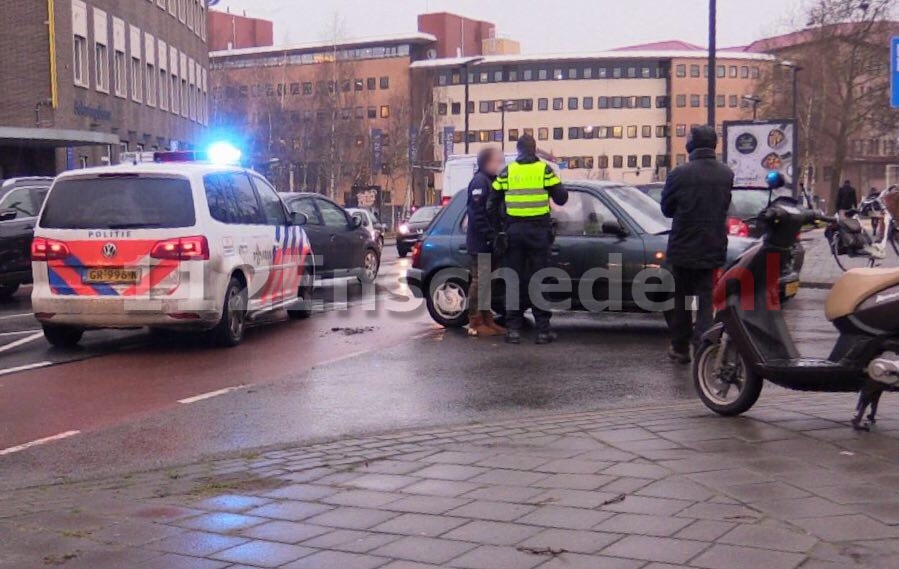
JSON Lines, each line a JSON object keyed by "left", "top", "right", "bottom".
{"left": 440, "top": 152, "right": 560, "bottom": 205}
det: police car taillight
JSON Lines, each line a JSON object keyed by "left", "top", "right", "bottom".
{"left": 150, "top": 236, "right": 209, "bottom": 261}
{"left": 31, "top": 237, "right": 70, "bottom": 261}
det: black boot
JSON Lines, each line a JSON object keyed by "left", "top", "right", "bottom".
{"left": 506, "top": 329, "right": 521, "bottom": 344}
{"left": 535, "top": 331, "right": 558, "bottom": 345}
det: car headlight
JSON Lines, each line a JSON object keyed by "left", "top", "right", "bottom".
{"left": 399, "top": 224, "right": 410, "bottom": 234}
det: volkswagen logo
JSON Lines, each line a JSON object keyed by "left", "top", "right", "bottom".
{"left": 101, "top": 243, "right": 117, "bottom": 259}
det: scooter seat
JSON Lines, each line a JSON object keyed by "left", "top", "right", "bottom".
{"left": 826, "top": 268, "right": 899, "bottom": 321}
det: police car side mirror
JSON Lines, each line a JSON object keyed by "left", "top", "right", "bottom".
{"left": 291, "top": 211, "right": 308, "bottom": 226}
{"left": 0, "top": 208, "right": 17, "bottom": 221}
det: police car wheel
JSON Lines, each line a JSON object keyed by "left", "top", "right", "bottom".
{"left": 0, "top": 283, "right": 19, "bottom": 300}
{"left": 42, "top": 324, "right": 84, "bottom": 348}
{"left": 427, "top": 275, "right": 469, "bottom": 328}
{"left": 289, "top": 259, "right": 315, "bottom": 320}
{"left": 358, "top": 249, "right": 380, "bottom": 284}
{"left": 211, "top": 277, "right": 247, "bottom": 347}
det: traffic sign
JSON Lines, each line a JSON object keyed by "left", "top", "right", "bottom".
{"left": 892, "top": 37, "right": 899, "bottom": 108}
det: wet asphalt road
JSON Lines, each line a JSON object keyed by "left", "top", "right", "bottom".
{"left": 0, "top": 252, "right": 836, "bottom": 490}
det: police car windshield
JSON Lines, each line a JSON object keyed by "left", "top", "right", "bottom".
{"left": 41, "top": 177, "right": 195, "bottom": 229}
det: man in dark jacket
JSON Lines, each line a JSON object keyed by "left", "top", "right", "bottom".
{"left": 466, "top": 147, "right": 505, "bottom": 337}
{"left": 661, "top": 125, "right": 733, "bottom": 363}
{"left": 836, "top": 180, "right": 858, "bottom": 214}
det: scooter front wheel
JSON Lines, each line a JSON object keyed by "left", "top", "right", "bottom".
{"left": 694, "top": 340, "right": 763, "bottom": 416}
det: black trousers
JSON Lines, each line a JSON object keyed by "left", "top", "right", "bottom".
{"left": 504, "top": 222, "right": 553, "bottom": 332}
{"left": 667, "top": 266, "right": 714, "bottom": 352}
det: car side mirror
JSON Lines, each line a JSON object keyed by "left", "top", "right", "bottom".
{"left": 291, "top": 211, "right": 308, "bottom": 226}
{"left": 602, "top": 220, "right": 627, "bottom": 237}
{"left": 350, "top": 214, "right": 363, "bottom": 229}
{"left": 0, "top": 209, "right": 17, "bottom": 221}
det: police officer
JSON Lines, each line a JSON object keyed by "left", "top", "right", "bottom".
{"left": 487, "top": 134, "right": 567, "bottom": 345}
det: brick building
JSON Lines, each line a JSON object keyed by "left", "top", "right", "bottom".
{"left": 0, "top": 0, "right": 209, "bottom": 177}
{"left": 207, "top": 9, "right": 273, "bottom": 51}
{"left": 417, "top": 13, "right": 496, "bottom": 59}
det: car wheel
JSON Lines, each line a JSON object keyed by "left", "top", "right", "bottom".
{"left": 426, "top": 275, "right": 469, "bottom": 328}
{"left": 358, "top": 248, "right": 380, "bottom": 284}
{"left": 378, "top": 236, "right": 384, "bottom": 250}
{"left": 289, "top": 259, "right": 315, "bottom": 320}
{"left": 694, "top": 338, "right": 763, "bottom": 416}
{"left": 0, "top": 283, "right": 19, "bottom": 300}
{"left": 43, "top": 324, "right": 84, "bottom": 348}
{"left": 209, "top": 276, "right": 247, "bottom": 347}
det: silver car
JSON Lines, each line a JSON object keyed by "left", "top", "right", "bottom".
{"left": 346, "top": 208, "right": 386, "bottom": 251}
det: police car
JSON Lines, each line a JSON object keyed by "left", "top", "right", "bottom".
{"left": 30, "top": 145, "right": 313, "bottom": 348}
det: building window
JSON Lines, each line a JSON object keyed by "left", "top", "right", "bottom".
{"left": 741, "top": 66, "right": 749, "bottom": 79}
{"left": 95, "top": 41, "right": 109, "bottom": 92}
{"left": 302, "top": 82, "right": 313, "bottom": 95}
{"left": 676, "top": 94, "right": 686, "bottom": 108}
{"left": 611, "top": 126, "right": 623, "bottom": 139}
{"left": 145, "top": 64, "right": 156, "bottom": 106}
{"left": 553, "top": 127, "right": 564, "bottom": 140}
{"left": 568, "top": 127, "right": 581, "bottom": 140}
{"left": 567, "top": 97, "right": 578, "bottom": 110}
{"left": 538, "top": 127, "right": 549, "bottom": 141}
{"left": 676, "top": 154, "right": 687, "bottom": 166}
{"left": 479, "top": 101, "right": 490, "bottom": 113}
{"left": 437, "top": 103, "right": 447, "bottom": 115}
{"left": 131, "top": 57, "right": 142, "bottom": 102}
{"left": 716, "top": 94, "right": 725, "bottom": 108}
{"left": 493, "top": 70, "right": 503, "bottom": 82}
{"left": 552, "top": 98, "right": 563, "bottom": 111}
{"left": 158, "top": 69, "right": 167, "bottom": 109}
{"left": 641, "top": 155, "right": 652, "bottom": 168}
{"left": 627, "top": 126, "right": 638, "bottom": 138}
{"left": 379, "top": 76, "right": 389, "bottom": 89}
{"left": 367, "top": 107, "right": 377, "bottom": 119}
{"left": 750, "top": 66, "right": 760, "bottom": 79}
{"left": 598, "top": 97, "right": 609, "bottom": 109}
{"left": 113, "top": 50, "right": 126, "bottom": 97}
{"left": 523, "top": 69, "right": 533, "bottom": 80}
{"left": 584, "top": 67, "right": 593, "bottom": 79}
{"left": 366, "top": 77, "right": 376, "bottom": 90}
{"left": 538, "top": 98, "right": 548, "bottom": 111}
{"left": 451, "top": 102, "right": 461, "bottom": 115}
{"left": 627, "top": 155, "right": 638, "bottom": 168}
{"left": 612, "top": 155, "right": 623, "bottom": 168}
{"left": 729, "top": 95, "right": 738, "bottom": 107}
{"left": 611, "top": 96, "right": 623, "bottom": 109}
{"left": 729, "top": 65, "right": 738, "bottom": 78}
{"left": 380, "top": 105, "right": 390, "bottom": 118}
{"left": 676, "top": 64, "right": 686, "bottom": 77}
{"left": 74, "top": 35, "right": 88, "bottom": 86}
{"left": 508, "top": 129, "right": 519, "bottom": 142}
{"left": 656, "top": 125, "right": 668, "bottom": 138}
{"left": 656, "top": 96, "right": 668, "bottom": 108}
{"left": 690, "top": 94, "right": 701, "bottom": 108}
{"left": 598, "top": 155, "right": 609, "bottom": 169}
{"left": 170, "top": 73, "right": 179, "bottom": 113}
{"left": 716, "top": 65, "right": 726, "bottom": 78}
{"left": 583, "top": 96, "right": 593, "bottom": 110}
{"left": 509, "top": 69, "right": 518, "bottom": 81}
{"left": 690, "top": 64, "right": 700, "bottom": 78}
{"left": 657, "top": 155, "right": 670, "bottom": 168}
{"left": 676, "top": 124, "right": 686, "bottom": 137}
{"left": 642, "top": 125, "right": 652, "bottom": 138}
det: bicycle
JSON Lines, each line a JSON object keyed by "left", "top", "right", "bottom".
{"left": 827, "top": 194, "right": 899, "bottom": 271}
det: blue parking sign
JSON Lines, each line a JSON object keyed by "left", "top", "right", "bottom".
{"left": 892, "top": 37, "right": 899, "bottom": 108}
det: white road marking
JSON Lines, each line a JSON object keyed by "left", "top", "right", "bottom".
{"left": 0, "top": 430, "right": 80, "bottom": 456}
{"left": 0, "top": 312, "right": 32, "bottom": 321}
{"left": 178, "top": 385, "right": 248, "bottom": 404}
{"left": 0, "top": 329, "right": 40, "bottom": 337}
{"left": 0, "top": 332, "right": 44, "bottom": 354}
{"left": 0, "top": 361, "right": 53, "bottom": 377}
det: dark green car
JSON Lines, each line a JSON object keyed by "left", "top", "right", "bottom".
{"left": 407, "top": 181, "right": 772, "bottom": 328}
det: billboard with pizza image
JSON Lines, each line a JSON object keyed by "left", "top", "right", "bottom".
{"left": 723, "top": 120, "right": 797, "bottom": 189}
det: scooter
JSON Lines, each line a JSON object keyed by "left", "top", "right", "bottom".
{"left": 694, "top": 172, "right": 899, "bottom": 430}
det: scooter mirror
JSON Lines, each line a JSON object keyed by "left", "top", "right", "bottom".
{"left": 766, "top": 171, "right": 786, "bottom": 190}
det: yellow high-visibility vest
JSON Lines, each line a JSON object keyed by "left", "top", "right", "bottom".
{"left": 492, "top": 161, "right": 560, "bottom": 218}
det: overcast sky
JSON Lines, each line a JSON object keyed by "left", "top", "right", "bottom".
{"left": 213, "top": 0, "right": 809, "bottom": 52}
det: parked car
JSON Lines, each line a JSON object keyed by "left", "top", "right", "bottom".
{"left": 397, "top": 205, "right": 441, "bottom": 258}
{"left": 347, "top": 207, "right": 386, "bottom": 251}
{"left": 280, "top": 193, "right": 381, "bottom": 283}
{"left": 407, "top": 181, "right": 799, "bottom": 328}
{"left": 638, "top": 183, "right": 805, "bottom": 276}
{"left": 0, "top": 177, "right": 53, "bottom": 299}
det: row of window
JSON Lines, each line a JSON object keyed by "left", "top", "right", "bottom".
{"left": 72, "top": 1, "right": 207, "bottom": 124}
{"left": 435, "top": 60, "right": 668, "bottom": 86}
{"left": 212, "top": 44, "right": 411, "bottom": 69}
{"left": 675, "top": 63, "right": 761, "bottom": 79}
{"left": 212, "top": 76, "right": 391, "bottom": 100}
{"left": 437, "top": 95, "right": 668, "bottom": 116}
{"left": 675, "top": 93, "right": 754, "bottom": 109}
{"left": 556, "top": 155, "right": 669, "bottom": 170}
{"left": 439, "top": 124, "right": 669, "bottom": 144}
{"left": 850, "top": 137, "right": 899, "bottom": 157}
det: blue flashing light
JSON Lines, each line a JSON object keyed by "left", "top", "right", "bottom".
{"left": 207, "top": 142, "right": 242, "bottom": 165}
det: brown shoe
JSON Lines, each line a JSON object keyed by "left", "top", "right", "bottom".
{"left": 468, "top": 314, "right": 497, "bottom": 337}
{"left": 482, "top": 311, "right": 506, "bottom": 335}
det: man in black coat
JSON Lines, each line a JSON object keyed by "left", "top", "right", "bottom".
{"left": 660, "top": 125, "right": 733, "bottom": 363}
{"left": 466, "top": 147, "right": 505, "bottom": 337}
{"left": 836, "top": 180, "right": 858, "bottom": 214}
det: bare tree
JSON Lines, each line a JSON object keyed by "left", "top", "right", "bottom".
{"left": 761, "top": 0, "right": 899, "bottom": 209}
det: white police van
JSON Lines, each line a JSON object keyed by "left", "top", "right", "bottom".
{"left": 31, "top": 146, "right": 313, "bottom": 348}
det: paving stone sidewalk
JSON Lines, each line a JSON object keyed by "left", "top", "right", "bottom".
{"left": 800, "top": 227, "right": 899, "bottom": 287}
{"left": 5, "top": 394, "right": 899, "bottom": 568}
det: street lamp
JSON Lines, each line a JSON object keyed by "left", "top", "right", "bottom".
{"left": 708, "top": 0, "right": 717, "bottom": 128}
{"left": 499, "top": 100, "right": 515, "bottom": 152}
{"left": 742, "top": 95, "right": 763, "bottom": 120}
{"left": 461, "top": 56, "right": 485, "bottom": 154}
{"left": 780, "top": 61, "right": 804, "bottom": 190}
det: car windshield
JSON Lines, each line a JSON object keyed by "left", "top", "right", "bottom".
{"left": 729, "top": 190, "right": 776, "bottom": 219}
{"left": 41, "top": 176, "right": 195, "bottom": 229}
{"left": 604, "top": 185, "right": 672, "bottom": 234}
{"left": 409, "top": 206, "right": 440, "bottom": 224}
